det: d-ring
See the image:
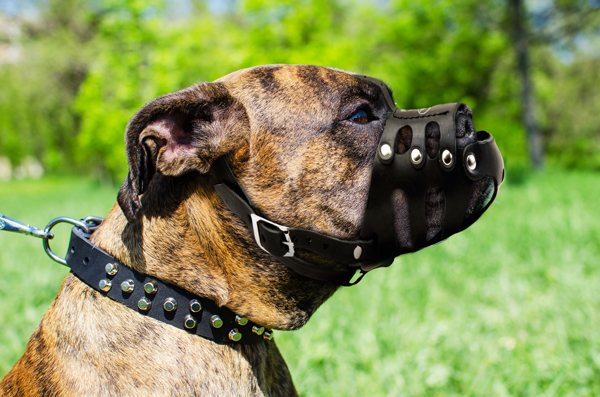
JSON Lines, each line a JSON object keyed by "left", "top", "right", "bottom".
{"left": 43, "top": 217, "right": 91, "bottom": 266}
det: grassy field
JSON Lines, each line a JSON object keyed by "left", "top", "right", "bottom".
{"left": 1, "top": 169, "right": 599, "bottom": 396}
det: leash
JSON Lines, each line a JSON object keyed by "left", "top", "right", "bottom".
{"left": 0, "top": 213, "right": 271, "bottom": 344}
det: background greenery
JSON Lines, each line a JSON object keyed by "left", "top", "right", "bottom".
{"left": 0, "top": 0, "right": 599, "bottom": 179}
{"left": 1, "top": 0, "right": 599, "bottom": 395}
{"left": 2, "top": 169, "right": 600, "bottom": 396}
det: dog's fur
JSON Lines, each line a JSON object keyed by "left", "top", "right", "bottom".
{"left": 1, "top": 65, "right": 490, "bottom": 396}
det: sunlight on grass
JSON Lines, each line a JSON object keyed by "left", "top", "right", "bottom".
{"left": 1, "top": 170, "right": 599, "bottom": 395}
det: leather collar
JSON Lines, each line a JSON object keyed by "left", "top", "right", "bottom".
{"left": 65, "top": 226, "right": 272, "bottom": 344}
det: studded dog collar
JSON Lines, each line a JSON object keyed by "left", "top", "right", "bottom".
{"left": 65, "top": 225, "right": 272, "bottom": 344}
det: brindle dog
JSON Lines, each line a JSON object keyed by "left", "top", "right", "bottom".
{"left": 1, "top": 65, "right": 492, "bottom": 396}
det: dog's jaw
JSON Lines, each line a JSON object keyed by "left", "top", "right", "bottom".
{"left": 92, "top": 172, "right": 340, "bottom": 331}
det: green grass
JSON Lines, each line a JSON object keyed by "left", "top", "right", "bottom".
{"left": 1, "top": 170, "right": 600, "bottom": 396}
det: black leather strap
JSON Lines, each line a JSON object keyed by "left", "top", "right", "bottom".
{"left": 213, "top": 158, "right": 379, "bottom": 286}
{"left": 65, "top": 226, "right": 269, "bottom": 344}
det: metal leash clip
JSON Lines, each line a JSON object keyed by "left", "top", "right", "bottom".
{"left": 0, "top": 213, "right": 104, "bottom": 266}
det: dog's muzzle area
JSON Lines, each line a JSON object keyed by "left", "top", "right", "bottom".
{"left": 385, "top": 110, "right": 497, "bottom": 252}
{"left": 358, "top": 76, "right": 504, "bottom": 268}
{"left": 215, "top": 75, "right": 504, "bottom": 285}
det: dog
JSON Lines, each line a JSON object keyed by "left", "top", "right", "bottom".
{"left": 0, "top": 64, "right": 501, "bottom": 396}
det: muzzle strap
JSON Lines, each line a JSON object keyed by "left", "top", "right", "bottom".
{"left": 212, "top": 158, "right": 378, "bottom": 286}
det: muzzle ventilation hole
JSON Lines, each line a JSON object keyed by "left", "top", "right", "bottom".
{"left": 391, "top": 189, "right": 412, "bottom": 250}
{"left": 425, "top": 187, "right": 445, "bottom": 242}
{"left": 395, "top": 125, "right": 413, "bottom": 155}
{"left": 425, "top": 121, "right": 440, "bottom": 159}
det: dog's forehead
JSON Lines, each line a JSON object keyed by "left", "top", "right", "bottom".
{"left": 217, "top": 64, "right": 378, "bottom": 104}
{"left": 215, "top": 65, "right": 388, "bottom": 132}
{"left": 216, "top": 64, "right": 356, "bottom": 84}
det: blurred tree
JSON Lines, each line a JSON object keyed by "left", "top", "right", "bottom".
{"left": 1, "top": 0, "right": 598, "bottom": 180}
{"left": 509, "top": 0, "right": 544, "bottom": 169}
{"left": 0, "top": 0, "right": 107, "bottom": 171}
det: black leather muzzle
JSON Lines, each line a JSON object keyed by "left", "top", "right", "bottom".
{"left": 356, "top": 75, "right": 504, "bottom": 269}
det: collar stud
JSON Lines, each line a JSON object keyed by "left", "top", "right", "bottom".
{"left": 252, "top": 325, "right": 265, "bottom": 335}
{"left": 229, "top": 328, "right": 242, "bottom": 342}
{"left": 121, "top": 279, "right": 135, "bottom": 293}
{"left": 98, "top": 278, "right": 112, "bottom": 292}
{"left": 105, "top": 262, "right": 118, "bottom": 275}
{"left": 144, "top": 280, "right": 158, "bottom": 294}
{"left": 163, "top": 297, "right": 177, "bottom": 312}
{"left": 190, "top": 299, "right": 202, "bottom": 313}
{"left": 184, "top": 315, "right": 197, "bottom": 329}
{"left": 210, "top": 315, "right": 223, "bottom": 328}
{"left": 138, "top": 297, "right": 152, "bottom": 311}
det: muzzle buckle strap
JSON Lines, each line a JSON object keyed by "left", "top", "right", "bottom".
{"left": 213, "top": 158, "right": 379, "bottom": 285}
{"left": 251, "top": 214, "right": 295, "bottom": 257}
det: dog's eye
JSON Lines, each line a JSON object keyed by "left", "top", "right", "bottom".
{"left": 349, "top": 110, "right": 369, "bottom": 124}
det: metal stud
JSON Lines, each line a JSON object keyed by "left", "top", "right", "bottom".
{"left": 163, "top": 298, "right": 177, "bottom": 312}
{"left": 252, "top": 325, "right": 265, "bottom": 335}
{"left": 144, "top": 280, "right": 158, "bottom": 294}
{"left": 380, "top": 143, "right": 392, "bottom": 158}
{"left": 105, "top": 262, "right": 118, "bottom": 276}
{"left": 98, "top": 278, "right": 112, "bottom": 292}
{"left": 353, "top": 245, "right": 362, "bottom": 260}
{"left": 229, "top": 328, "right": 242, "bottom": 342}
{"left": 263, "top": 331, "right": 274, "bottom": 340}
{"left": 121, "top": 279, "right": 135, "bottom": 293}
{"left": 184, "top": 315, "right": 197, "bottom": 329}
{"left": 189, "top": 299, "right": 202, "bottom": 313}
{"left": 466, "top": 153, "right": 477, "bottom": 170}
{"left": 411, "top": 148, "right": 423, "bottom": 164}
{"left": 235, "top": 315, "right": 248, "bottom": 326}
{"left": 138, "top": 297, "right": 152, "bottom": 311}
{"left": 210, "top": 315, "right": 223, "bottom": 329}
{"left": 442, "top": 149, "right": 453, "bottom": 166}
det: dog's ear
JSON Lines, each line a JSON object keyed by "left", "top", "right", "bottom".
{"left": 117, "top": 82, "right": 246, "bottom": 223}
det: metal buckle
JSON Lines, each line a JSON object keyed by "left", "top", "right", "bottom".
{"left": 250, "top": 214, "right": 295, "bottom": 257}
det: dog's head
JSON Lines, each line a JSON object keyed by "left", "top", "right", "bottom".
{"left": 115, "top": 64, "right": 502, "bottom": 329}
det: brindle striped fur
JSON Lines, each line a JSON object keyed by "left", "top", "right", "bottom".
{"left": 1, "top": 65, "right": 394, "bottom": 396}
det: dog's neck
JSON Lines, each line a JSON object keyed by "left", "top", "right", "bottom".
{"left": 90, "top": 172, "right": 338, "bottom": 331}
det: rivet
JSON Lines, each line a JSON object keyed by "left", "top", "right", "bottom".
{"left": 380, "top": 143, "right": 392, "bottom": 158}
{"left": 467, "top": 153, "right": 477, "bottom": 170}
{"left": 98, "top": 278, "right": 112, "bottom": 292}
{"left": 163, "top": 298, "right": 177, "bottom": 312}
{"left": 144, "top": 280, "right": 158, "bottom": 294}
{"left": 252, "top": 325, "right": 265, "bottom": 335}
{"left": 121, "top": 280, "right": 135, "bottom": 293}
{"left": 235, "top": 315, "right": 248, "bottom": 326}
{"left": 411, "top": 148, "right": 423, "bottom": 164}
{"left": 353, "top": 245, "right": 362, "bottom": 260}
{"left": 210, "top": 315, "right": 223, "bottom": 328}
{"left": 184, "top": 315, "right": 197, "bottom": 329}
{"left": 229, "top": 328, "right": 242, "bottom": 342}
{"left": 442, "top": 149, "right": 453, "bottom": 166}
{"left": 263, "top": 331, "right": 274, "bottom": 340}
{"left": 138, "top": 297, "right": 152, "bottom": 311}
{"left": 105, "top": 262, "right": 118, "bottom": 276}
{"left": 189, "top": 299, "right": 202, "bottom": 313}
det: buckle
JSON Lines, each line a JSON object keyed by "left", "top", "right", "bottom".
{"left": 250, "top": 214, "right": 295, "bottom": 257}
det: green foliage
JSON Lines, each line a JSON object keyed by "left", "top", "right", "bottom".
{"left": 0, "top": 0, "right": 599, "bottom": 180}
{"left": 536, "top": 53, "right": 600, "bottom": 170}
{"left": 2, "top": 170, "right": 600, "bottom": 395}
